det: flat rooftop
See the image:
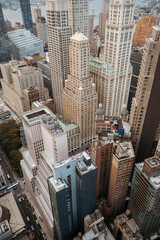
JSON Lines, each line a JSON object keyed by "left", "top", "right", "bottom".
{"left": 22, "top": 107, "right": 64, "bottom": 135}
{"left": 48, "top": 178, "right": 68, "bottom": 192}
{"left": 0, "top": 192, "right": 25, "bottom": 235}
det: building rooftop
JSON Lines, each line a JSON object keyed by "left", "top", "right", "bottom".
{"left": 0, "top": 192, "right": 25, "bottom": 236}
{"left": 48, "top": 178, "right": 68, "bottom": 192}
{"left": 115, "top": 213, "right": 143, "bottom": 240}
{"left": 71, "top": 30, "right": 88, "bottom": 42}
{"left": 23, "top": 107, "right": 64, "bottom": 135}
{"left": 83, "top": 209, "right": 115, "bottom": 240}
{"left": 8, "top": 29, "right": 43, "bottom": 48}
{"left": 115, "top": 141, "right": 134, "bottom": 160}
{"left": 137, "top": 157, "right": 160, "bottom": 189}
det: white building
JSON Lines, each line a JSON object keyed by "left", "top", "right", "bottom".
{"left": 8, "top": 29, "right": 44, "bottom": 60}
{"left": 46, "top": 0, "right": 72, "bottom": 115}
{"left": 67, "top": 0, "right": 89, "bottom": 37}
{"left": 36, "top": 16, "right": 47, "bottom": 47}
{"left": 21, "top": 107, "right": 68, "bottom": 239}
{"left": 90, "top": 0, "right": 135, "bottom": 116}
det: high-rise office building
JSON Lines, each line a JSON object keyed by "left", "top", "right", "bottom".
{"left": 129, "top": 156, "right": 160, "bottom": 237}
{"left": 129, "top": 26, "right": 160, "bottom": 161}
{"left": 21, "top": 107, "right": 69, "bottom": 239}
{"left": 107, "top": 141, "right": 135, "bottom": 218}
{"left": 67, "top": 0, "right": 89, "bottom": 37}
{"left": 91, "top": 0, "right": 134, "bottom": 116}
{"left": 89, "top": 10, "right": 94, "bottom": 40}
{"left": 0, "top": 2, "right": 11, "bottom": 62}
{"left": 48, "top": 151, "right": 97, "bottom": 239}
{"left": 19, "top": 0, "right": 33, "bottom": 34}
{"left": 46, "top": 0, "right": 71, "bottom": 115}
{"left": 63, "top": 30, "right": 98, "bottom": 146}
{"left": 37, "top": 17, "right": 47, "bottom": 47}
{"left": 98, "top": 0, "right": 110, "bottom": 39}
{"left": 127, "top": 47, "right": 143, "bottom": 112}
{"left": 92, "top": 139, "right": 113, "bottom": 199}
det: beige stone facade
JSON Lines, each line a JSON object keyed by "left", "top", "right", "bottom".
{"left": 91, "top": 0, "right": 134, "bottom": 116}
{"left": 63, "top": 31, "right": 98, "bottom": 146}
{"left": 0, "top": 60, "right": 49, "bottom": 116}
{"left": 46, "top": 0, "right": 71, "bottom": 115}
{"left": 129, "top": 26, "right": 160, "bottom": 155}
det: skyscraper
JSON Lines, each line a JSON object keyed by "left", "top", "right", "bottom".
{"left": 67, "top": 0, "right": 89, "bottom": 37}
{"left": 21, "top": 107, "right": 69, "bottom": 239}
{"left": 37, "top": 17, "right": 47, "bottom": 47}
{"left": 0, "top": 2, "right": 11, "bottom": 62}
{"left": 129, "top": 26, "right": 160, "bottom": 161}
{"left": 103, "top": 0, "right": 110, "bottom": 14}
{"left": 19, "top": 0, "right": 33, "bottom": 34}
{"left": 92, "top": 139, "right": 113, "bottom": 199}
{"left": 63, "top": 30, "right": 98, "bottom": 146}
{"left": 89, "top": 10, "right": 94, "bottom": 40}
{"left": 48, "top": 152, "right": 97, "bottom": 238}
{"left": 107, "top": 142, "right": 135, "bottom": 218}
{"left": 91, "top": 0, "right": 135, "bottom": 116}
{"left": 129, "top": 156, "right": 160, "bottom": 237}
{"left": 46, "top": 0, "right": 72, "bottom": 115}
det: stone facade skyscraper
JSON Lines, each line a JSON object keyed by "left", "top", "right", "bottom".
{"left": 19, "top": 0, "right": 33, "bottom": 33}
{"left": 91, "top": 0, "right": 134, "bottom": 116}
{"left": 129, "top": 26, "right": 160, "bottom": 161}
{"left": 46, "top": 0, "right": 72, "bottom": 115}
{"left": 63, "top": 30, "right": 98, "bottom": 146}
{"left": 67, "top": 0, "right": 89, "bottom": 37}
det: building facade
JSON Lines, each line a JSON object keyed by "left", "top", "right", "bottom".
{"left": 91, "top": 0, "right": 135, "bottom": 116}
{"left": 0, "top": 60, "right": 49, "bottom": 115}
{"left": 19, "top": 0, "right": 33, "bottom": 34}
{"left": 48, "top": 151, "right": 97, "bottom": 238}
{"left": 37, "top": 17, "right": 47, "bottom": 47}
{"left": 67, "top": 0, "right": 89, "bottom": 37}
{"left": 127, "top": 47, "right": 143, "bottom": 112}
{"left": 63, "top": 30, "right": 98, "bottom": 146}
{"left": 89, "top": 10, "right": 94, "bottom": 40}
{"left": 133, "top": 16, "right": 156, "bottom": 46}
{"left": 0, "top": 3, "right": 11, "bottom": 63}
{"left": 129, "top": 156, "right": 160, "bottom": 237}
{"left": 7, "top": 29, "right": 44, "bottom": 60}
{"left": 46, "top": 0, "right": 72, "bottom": 115}
{"left": 129, "top": 26, "right": 160, "bottom": 161}
{"left": 107, "top": 142, "right": 135, "bottom": 218}
{"left": 92, "top": 139, "right": 113, "bottom": 199}
{"left": 21, "top": 107, "right": 69, "bottom": 239}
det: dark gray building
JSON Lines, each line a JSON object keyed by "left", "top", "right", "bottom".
{"left": 48, "top": 152, "right": 97, "bottom": 239}
{"left": 48, "top": 178, "right": 73, "bottom": 240}
{"left": 19, "top": 0, "right": 33, "bottom": 34}
{"left": 128, "top": 47, "right": 142, "bottom": 112}
{"left": 76, "top": 160, "right": 97, "bottom": 231}
{"left": 0, "top": 3, "right": 11, "bottom": 63}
